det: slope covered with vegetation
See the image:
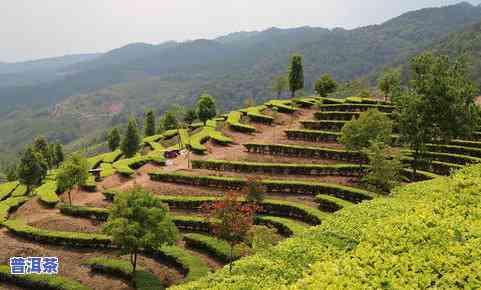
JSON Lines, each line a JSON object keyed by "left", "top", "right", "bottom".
{"left": 175, "top": 163, "right": 481, "bottom": 289}
{"left": 1, "top": 2, "right": 481, "bottom": 168}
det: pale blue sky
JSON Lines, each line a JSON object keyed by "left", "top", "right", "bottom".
{"left": 0, "top": 0, "right": 479, "bottom": 62}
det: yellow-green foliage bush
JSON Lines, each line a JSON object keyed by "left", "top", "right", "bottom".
{"left": 174, "top": 164, "right": 481, "bottom": 290}
{"left": 100, "top": 163, "right": 115, "bottom": 178}
{"left": 0, "top": 265, "right": 91, "bottom": 290}
{"left": 113, "top": 155, "right": 166, "bottom": 177}
{"left": 190, "top": 127, "right": 232, "bottom": 155}
{"left": 35, "top": 181, "right": 59, "bottom": 207}
{"left": 10, "top": 184, "right": 28, "bottom": 197}
{"left": 0, "top": 197, "right": 30, "bottom": 223}
{"left": 227, "top": 111, "right": 256, "bottom": 133}
{"left": 0, "top": 181, "right": 19, "bottom": 200}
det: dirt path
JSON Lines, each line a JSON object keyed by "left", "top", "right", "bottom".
{"left": 1, "top": 106, "right": 357, "bottom": 289}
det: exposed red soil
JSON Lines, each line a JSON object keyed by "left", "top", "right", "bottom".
{"left": 2, "top": 106, "right": 364, "bottom": 289}
{"left": 0, "top": 228, "right": 181, "bottom": 290}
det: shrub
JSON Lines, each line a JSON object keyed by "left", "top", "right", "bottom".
{"left": 3, "top": 219, "right": 112, "bottom": 248}
{"left": 35, "top": 181, "right": 59, "bottom": 207}
{"left": 254, "top": 216, "right": 306, "bottom": 237}
{"left": 184, "top": 233, "right": 243, "bottom": 263}
{"left": 11, "top": 184, "right": 28, "bottom": 197}
{"left": 362, "top": 142, "right": 403, "bottom": 193}
{"left": 148, "top": 172, "right": 374, "bottom": 202}
{"left": 265, "top": 100, "right": 298, "bottom": 113}
{"left": 227, "top": 111, "right": 256, "bottom": 133}
{"left": 113, "top": 155, "right": 166, "bottom": 177}
{"left": 192, "top": 159, "right": 365, "bottom": 177}
{"left": 242, "top": 106, "right": 274, "bottom": 124}
{"left": 318, "top": 103, "right": 394, "bottom": 113}
{"left": 0, "top": 197, "right": 30, "bottom": 224}
{"left": 0, "top": 181, "right": 19, "bottom": 201}
{"left": 103, "top": 191, "right": 328, "bottom": 225}
{"left": 314, "top": 194, "right": 353, "bottom": 212}
{"left": 58, "top": 204, "right": 109, "bottom": 221}
{"left": 174, "top": 164, "right": 481, "bottom": 290}
{"left": 0, "top": 265, "right": 91, "bottom": 290}
{"left": 147, "top": 245, "right": 210, "bottom": 283}
{"left": 83, "top": 258, "right": 164, "bottom": 290}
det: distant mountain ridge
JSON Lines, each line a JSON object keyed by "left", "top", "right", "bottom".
{"left": 1, "top": 1, "right": 481, "bottom": 168}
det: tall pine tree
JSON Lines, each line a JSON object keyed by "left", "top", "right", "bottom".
{"left": 144, "top": 110, "right": 156, "bottom": 137}
{"left": 121, "top": 118, "right": 141, "bottom": 158}
{"left": 288, "top": 54, "right": 304, "bottom": 98}
{"left": 107, "top": 128, "right": 121, "bottom": 151}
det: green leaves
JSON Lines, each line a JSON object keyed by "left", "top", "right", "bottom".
{"left": 121, "top": 117, "right": 141, "bottom": 158}
{"left": 196, "top": 94, "right": 217, "bottom": 125}
{"left": 107, "top": 127, "right": 121, "bottom": 151}
{"left": 315, "top": 74, "right": 338, "bottom": 98}
{"left": 288, "top": 54, "right": 304, "bottom": 97}
{"left": 103, "top": 187, "right": 179, "bottom": 265}
{"left": 339, "top": 109, "right": 393, "bottom": 152}
{"left": 17, "top": 146, "right": 48, "bottom": 191}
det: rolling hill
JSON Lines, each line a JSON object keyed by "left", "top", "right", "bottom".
{"left": 1, "top": 1, "right": 481, "bottom": 168}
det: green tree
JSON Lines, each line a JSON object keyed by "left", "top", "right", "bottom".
{"left": 397, "top": 92, "right": 433, "bottom": 178}
{"left": 121, "top": 118, "right": 141, "bottom": 158}
{"left": 196, "top": 94, "right": 217, "bottom": 125}
{"left": 160, "top": 110, "right": 179, "bottom": 131}
{"left": 247, "top": 226, "right": 281, "bottom": 253}
{"left": 270, "top": 74, "right": 288, "bottom": 98}
{"left": 144, "top": 110, "right": 156, "bottom": 137}
{"left": 314, "top": 74, "right": 338, "bottom": 97}
{"left": 5, "top": 163, "right": 18, "bottom": 182}
{"left": 409, "top": 52, "right": 478, "bottom": 142}
{"left": 362, "top": 142, "right": 403, "bottom": 193}
{"left": 33, "top": 136, "right": 50, "bottom": 165}
{"left": 288, "top": 54, "right": 304, "bottom": 98}
{"left": 397, "top": 52, "right": 479, "bottom": 177}
{"left": 378, "top": 69, "right": 402, "bottom": 102}
{"left": 183, "top": 108, "right": 197, "bottom": 125}
{"left": 103, "top": 187, "right": 179, "bottom": 282}
{"left": 107, "top": 128, "right": 121, "bottom": 151}
{"left": 57, "top": 153, "right": 89, "bottom": 206}
{"left": 17, "top": 147, "right": 48, "bottom": 193}
{"left": 242, "top": 177, "right": 265, "bottom": 204}
{"left": 339, "top": 109, "right": 393, "bottom": 169}
{"left": 50, "top": 143, "right": 64, "bottom": 168}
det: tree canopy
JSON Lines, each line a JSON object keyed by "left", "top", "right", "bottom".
{"left": 104, "top": 187, "right": 179, "bottom": 278}
{"left": 339, "top": 109, "right": 393, "bottom": 153}
{"left": 196, "top": 94, "right": 217, "bottom": 125}
{"left": 57, "top": 153, "right": 89, "bottom": 206}
{"left": 378, "top": 69, "right": 402, "bottom": 102}
{"left": 107, "top": 128, "right": 121, "bottom": 151}
{"left": 121, "top": 118, "right": 141, "bottom": 158}
{"left": 17, "top": 147, "right": 48, "bottom": 192}
{"left": 270, "top": 74, "right": 288, "bottom": 98}
{"left": 144, "top": 110, "right": 156, "bottom": 137}
{"left": 288, "top": 54, "right": 304, "bottom": 98}
{"left": 314, "top": 74, "right": 338, "bottom": 97}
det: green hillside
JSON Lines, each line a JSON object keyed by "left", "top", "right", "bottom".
{"left": 175, "top": 163, "right": 481, "bottom": 289}
{"left": 2, "top": 2, "right": 481, "bottom": 171}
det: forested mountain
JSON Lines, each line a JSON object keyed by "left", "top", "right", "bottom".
{"left": 1, "top": 2, "right": 481, "bottom": 167}
{"left": 0, "top": 53, "right": 100, "bottom": 88}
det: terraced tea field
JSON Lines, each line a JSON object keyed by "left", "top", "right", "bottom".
{"left": 1, "top": 96, "right": 480, "bottom": 289}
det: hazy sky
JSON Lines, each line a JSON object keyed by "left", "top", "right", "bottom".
{"left": 1, "top": 0, "right": 479, "bottom": 62}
